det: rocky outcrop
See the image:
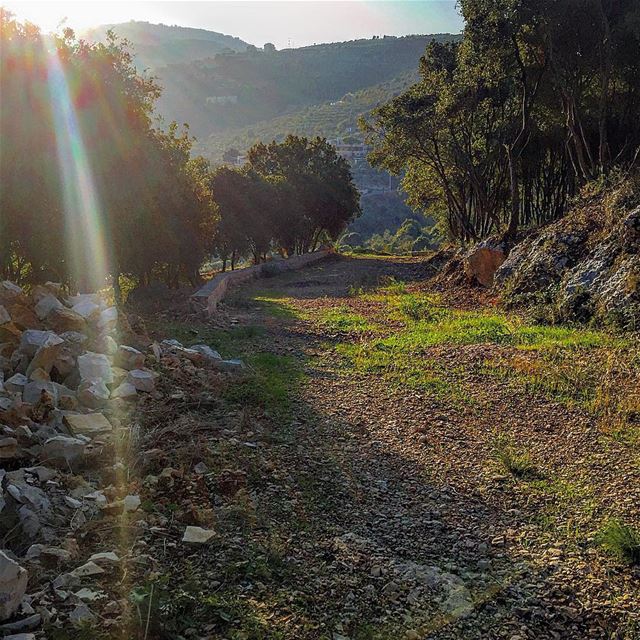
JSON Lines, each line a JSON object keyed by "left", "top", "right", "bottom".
{"left": 495, "top": 205, "right": 640, "bottom": 328}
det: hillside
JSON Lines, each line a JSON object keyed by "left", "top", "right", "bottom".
{"left": 84, "top": 21, "right": 249, "bottom": 69}
{"left": 153, "top": 34, "right": 455, "bottom": 136}
{"left": 196, "top": 71, "right": 418, "bottom": 162}
{"left": 84, "top": 26, "right": 459, "bottom": 241}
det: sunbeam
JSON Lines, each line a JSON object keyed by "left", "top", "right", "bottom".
{"left": 44, "top": 39, "right": 109, "bottom": 292}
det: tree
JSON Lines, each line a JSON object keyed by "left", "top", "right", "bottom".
{"left": 0, "top": 12, "right": 217, "bottom": 293}
{"left": 363, "top": 1, "right": 640, "bottom": 246}
{"left": 247, "top": 135, "right": 361, "bottom": 254}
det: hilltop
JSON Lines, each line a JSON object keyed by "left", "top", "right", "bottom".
{"left": 84, "top": 21, "right": 249, "bottom": 69}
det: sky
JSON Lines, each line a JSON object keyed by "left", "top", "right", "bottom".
{"left": 4, "top": 1, "right": 463, "bottom": 50}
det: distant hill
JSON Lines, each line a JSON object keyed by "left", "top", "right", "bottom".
{"left": 196, "top": 71, "right": 418, "bottom": 162}
{"left": 84, "top": 22, "right": 248, "bottom": 70}
{"left": 153, "top": 34, "right": 456, "bottom": 136}
{"left": 85, "top": 24, "right": 460, "bottom": 240}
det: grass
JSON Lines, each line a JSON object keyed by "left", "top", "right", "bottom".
{"left": 318, "top": 306, "right": 378, "bottom": 334}
{"left": 315, "top": 287, "right": 637, "bottom": 424}
{"left": 493, "top": 435, "right": 539, "bottom": 479}
{"left": 223, "top": 352, "right": 303, "bottom": 418}
{"left": 597, "top": 520, "right": 640, "bottom": 565}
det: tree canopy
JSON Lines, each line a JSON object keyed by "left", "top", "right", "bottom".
{"left": 362, "top": 0, "right": 640, "bottom": 244}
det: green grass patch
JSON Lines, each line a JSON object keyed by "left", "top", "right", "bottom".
{"left": 597, "top": 519, "right": 640, "bottom": 565}
{"left": 253, "top": 295, "right": 301, "bottom": 319}
{"left": 223, "top": 352, "right": 303, "bottom": 418}
{"left": 317, "top": 306, "right": 378, "bottom": 334}
{"left": 324, "top": 288, "right": 628, "bottom": 408}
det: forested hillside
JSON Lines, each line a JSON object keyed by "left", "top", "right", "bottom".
{"left": 88, "top": 26, "right": 458, "bottom": 243}
{"left": 84, "top": 21, "right": 249, "bottom": 69}
{"left": 196, "top": 72, "right": 418, "bottom": 162}
{"left": 152, "top": 34, "right": 452, "bottom": 135}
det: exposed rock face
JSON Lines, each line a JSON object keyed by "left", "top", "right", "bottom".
{"left": 495, "top": 206, "right": 640, "bottom": 328}
{"left": 463, "top": 239, "right": 507, "bottom": 287}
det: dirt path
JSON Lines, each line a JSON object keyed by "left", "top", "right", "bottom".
{"left": 137, "top": 255, "right": 639, "bottom": 640}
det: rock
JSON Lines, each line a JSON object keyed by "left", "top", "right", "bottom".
{"left": 0, "top": 437, "right": 18, "bottom": 459}
{"left": 464, "top": 238, "right": 506, "bottom": 287}
{"left": 0, "top": 614, "right": 41, "bottom": 633}
{"left": 22, "top": 380, "right": 58, "bottom": 405}
{"left": 74, "top": 588, "right": 104, "bottom": 601}
{"left": 123, "top": 495, "right": 141, "bottom": 512}
{"left": 213, "top": 359, "right": 246, "bottom": 373}
{"left": 69, "top": 603, "right": 96, "bottom": 626}
{"left": 189, "top": 344, "right": 222, "bottom": 362}
{"left": 77, "top": 380, "right": 110, "bottom": 409}
{"left": 182, "top": 526, "right": 215, "bottom": 544}
{"left": 94, "top": 334, "right": 118, "bottom": 356}
{"left": 77, "top": 352, "right": 113, "bottom": 384}
{"left": 43, "top": 436, "right": 86, "bottom": 468}
{"left": 6, "top": 305, "right": 39, "bottom": 330}
{"left": 4, "top": 634, "right": 36, "bottom": 640}
{"left": 71, "top": 300, "right": 101, "bottom": 320}
{"left": 126, "top": 369, "right": 156, "bottom": 393}
{"left": 110, "top": 382, "right": 137, "bottom": 401}
{"left": 0, "top": 551, "right": 28, "bottom": 621}
{"left": 0, "top": 306, "right": 10, "bottom": 325}
{"left": 46, "top": 307, "right": 86, "bottom": 334}
{"left": 5, "top": 374, "right": 28, "bottom": 394}
{"left": 19, "top": 329, "right": 61, "bottom": 358}
{"left": 193, "top": 462, "right": 208, "bottom": 475}
{"left": 496, "top": 205, "right": 639, "bottom": 327}
{"left": 97, "top": 307, "right": 118, "bottom": 333}
{"left": 88, "top": 551, "right": 120, "bottom": 565}
{"left": 70, "top": 561, "right": 105, "bottom": 578}
{"left": 63, "top": 412, "right": 112, "bottom": 437}
{"left": 24, "top": 332, "right": 64, "bottom": 377}
{"left": 34, "top": 294, "right": 63, "bottom": 320}
{"left": 114, "top": 346, "right": 145, "bottom": 371}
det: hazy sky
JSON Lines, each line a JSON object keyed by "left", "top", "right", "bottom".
{"left": 4, "top": 1, "right": 463, "bottom": 49}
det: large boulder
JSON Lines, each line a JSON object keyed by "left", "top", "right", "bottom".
{"left": 463, "top": 238, "right": 507, "bottom": 287}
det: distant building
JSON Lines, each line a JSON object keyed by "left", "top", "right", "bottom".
{"left": 205, "top": 95, "right": 238, "bottom": 105}
{"left": 330, "top": 137, "right": 370, "bottom": 163}
{"left": 234, "top": 154, "right": 247, "bottom": 167}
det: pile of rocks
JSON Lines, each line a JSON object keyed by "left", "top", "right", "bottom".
{"left": 0, "top": 280, "right": 243, "bottom": 635}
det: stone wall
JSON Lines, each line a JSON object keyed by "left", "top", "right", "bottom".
{"left": 192, "top": 250, "right": 331, "bottom": 316}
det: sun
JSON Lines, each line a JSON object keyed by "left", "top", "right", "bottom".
{"left": 2, "top": 1, "right": 152, "bottom": 34}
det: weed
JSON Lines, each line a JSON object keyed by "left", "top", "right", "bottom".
{"left": 492, "top": 435, "right": 539, "bottom": 479}
{"left": 597, "top": 519, "right": 640, "bottom": 564}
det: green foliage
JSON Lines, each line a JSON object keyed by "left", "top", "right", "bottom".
{"left": 363, "top": 1, "right": 640, "bottom": 243}
{"left": 597, "top": 520, "right": 640, "bottom": 565}
{"left": 0, "top": 12, "right": 216, "bottom": 290}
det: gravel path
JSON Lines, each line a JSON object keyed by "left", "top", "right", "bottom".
{"left": 139, "top": 255, "right": 639, "bottom": 640}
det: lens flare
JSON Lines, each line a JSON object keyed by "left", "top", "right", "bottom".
{"left": 45, "top": 40, "right": 109, "bottom": 292}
